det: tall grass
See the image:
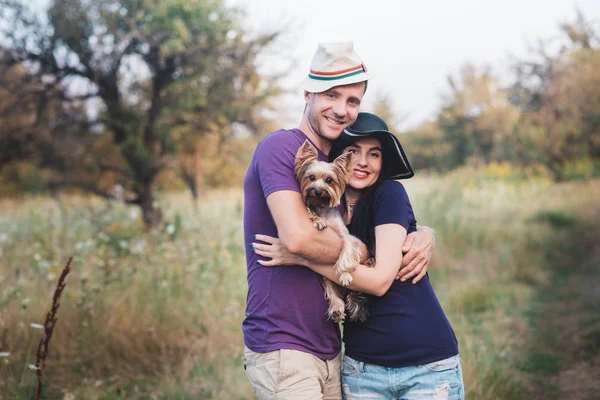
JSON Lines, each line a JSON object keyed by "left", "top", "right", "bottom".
{"left": 0, "top": 190, "right": 250, "bottom": 399}
{"left": 0, "top": 172, "right": 598, "bottom": 399}
{"left": 402, "top": 169, "right": 599, "bottom": 399}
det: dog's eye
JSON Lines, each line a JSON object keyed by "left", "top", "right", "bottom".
{"left": 325, "top": 177, "right": 333, "bottom": 184}
{"left": 309, "top": 175, "right": 315, "bottom": 181}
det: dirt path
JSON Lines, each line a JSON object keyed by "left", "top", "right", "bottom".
{"left": 522, "top": 207, "right": 600, "bottom": 399}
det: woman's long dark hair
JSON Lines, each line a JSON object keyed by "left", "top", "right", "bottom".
{"left": 347, "top": 162, "right": 389, "bottom": 255}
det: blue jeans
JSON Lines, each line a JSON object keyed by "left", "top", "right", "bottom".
{"left": 341, "top": 354, "right": 464, "bottom": 400}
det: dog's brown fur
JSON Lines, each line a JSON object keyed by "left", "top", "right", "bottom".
{"left": 294, "top": 140, "right": 369, "bottom": 322}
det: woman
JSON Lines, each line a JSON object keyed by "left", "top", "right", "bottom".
{"left": 252, "top": 112, "right": 464, "bottom": 399}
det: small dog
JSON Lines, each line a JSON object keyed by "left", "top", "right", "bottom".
{"left": 294, "top": 140, "right": 369, "bottom": 322}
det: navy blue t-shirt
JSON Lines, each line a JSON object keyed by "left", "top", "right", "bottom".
{"left": 343, "top": 180, "right": 459, "bottom": 368}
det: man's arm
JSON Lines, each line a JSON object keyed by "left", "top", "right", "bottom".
{"left": 296, "top": 224, "right": 407, "bottom": 296}
{"left": 266, "top": 190, "right": 344, "bottom": 264}
{"left": 254, "top": 224, "right": 435, "bottom": 288}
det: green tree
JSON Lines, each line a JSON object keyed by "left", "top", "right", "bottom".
{"left": 0, "top": 0, "right": 281, "bottom": 226}
{"left": 438, "top": 64, "right": 520, "bottom": 169}
{"left": 402, "top": 121, "right": 452, "bottom": 173}
{"left": 509, "top": 10, "right": 600, "bottom": 179}
{"left": 168, "top": 32, "right": 282, "bottom": 205}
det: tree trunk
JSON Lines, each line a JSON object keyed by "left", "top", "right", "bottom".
{"left": 193, "top": 142, "right": 203, "bottom": 212}
{"left": 139, "top": 183, "right": 162, "bottom": 227}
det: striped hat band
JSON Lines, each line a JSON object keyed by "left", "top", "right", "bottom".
{"left": 308, "top": 64, "right": 367, "bottom": 81}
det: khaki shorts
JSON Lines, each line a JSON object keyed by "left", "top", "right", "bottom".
{"left": 243, "top": 345, "right": 341, "bottom": 400}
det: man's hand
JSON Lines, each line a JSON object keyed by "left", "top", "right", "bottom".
{"left": 397, "top": 226, "right": 435, "bottom": 284}
{"left": 252, "top": 234, "right": 306, "bottom": 266}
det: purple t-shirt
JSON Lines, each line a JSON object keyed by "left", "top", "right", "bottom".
{"left": 242, "top": 128, "right": 341, "bottom": 360}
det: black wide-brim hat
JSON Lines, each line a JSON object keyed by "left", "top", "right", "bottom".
{"left": 329, "top": 112, "right": 414, "bottom": 180}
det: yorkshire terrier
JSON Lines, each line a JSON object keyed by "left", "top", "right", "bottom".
{"left": 294, "top": 140, "right": 370, "bottom": 323}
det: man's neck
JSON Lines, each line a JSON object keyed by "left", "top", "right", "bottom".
{"left": 298, "top": 117, "right": 332, "bottom": 156}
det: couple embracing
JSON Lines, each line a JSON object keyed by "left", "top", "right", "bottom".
{"left": 242, "top": 41, "right": 464, "bottom": 400}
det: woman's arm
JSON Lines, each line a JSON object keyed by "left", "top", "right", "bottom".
{"left": 253, "top": 223, "right": 407, "bottom": 297}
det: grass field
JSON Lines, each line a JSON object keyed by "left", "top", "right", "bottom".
{"left": 0, "top": 171, "right": 598, "bottom": 399}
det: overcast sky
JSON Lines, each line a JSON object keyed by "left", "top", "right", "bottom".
{"left": 230, "top": 0, "right": 600, "bottom": 129}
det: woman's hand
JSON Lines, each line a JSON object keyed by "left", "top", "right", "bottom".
{"left": 252, "top": 234, "right": 306, "bottom": 267}
{"left": 397, "top": 226, "right": 435, "bottom": 284}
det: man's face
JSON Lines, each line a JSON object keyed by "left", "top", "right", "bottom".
{"left": 304, "top": 82, "right": 365, "bottom": 142}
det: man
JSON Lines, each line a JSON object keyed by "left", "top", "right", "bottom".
{"left": 242, "top": 41, "right": 434, "bottom": 399}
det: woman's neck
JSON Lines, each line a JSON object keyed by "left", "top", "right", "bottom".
{"left": 345, "top": 187, "right": 361, "bottom": 209}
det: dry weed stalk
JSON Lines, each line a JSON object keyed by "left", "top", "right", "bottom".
{"left": 34, "top": 257, "right": 72, "bottom": 400}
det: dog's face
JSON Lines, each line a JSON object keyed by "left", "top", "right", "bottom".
{"left": 294, "top": 140, "right": 352, "bottom": 208}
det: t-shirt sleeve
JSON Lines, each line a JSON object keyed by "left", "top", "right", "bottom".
{"left": 373, "top": 180, "right": 417, "bottom": 232}
{"left": 254, "top": 131, "right": 302, "bottom": 198}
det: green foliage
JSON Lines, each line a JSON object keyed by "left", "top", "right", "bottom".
{"left": 1, "top": 173, "right": 599, "bottom": 398}
{"left": 0, "top": 0, "right": 283, "bottom": 226}
{"left": 560, "top": 157, "right": 600, "bottom": 181}
{"left": 398, "top": 13, "right": 600, "bottom": 181}
{"left": 531, "top": 210, "right": 576, "bottom": 228}
{"left": 519, "top": 352, "right": 560, "bottom": 375}
{"left": 449, "top": 283, "right": 493, "bottom": 314}
{"left": 0, "top": 191, "right": 249, "bottom": 398}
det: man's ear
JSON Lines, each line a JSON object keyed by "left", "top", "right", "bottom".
{"left": 294, "top": 140, "right": 318, "bottom": 179}
{"left": 304, "top": 90, "right": 312, "bottom": 102}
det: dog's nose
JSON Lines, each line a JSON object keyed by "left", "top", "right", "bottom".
{"left": 314, "top": 190, "right": 323, "bottom": 197}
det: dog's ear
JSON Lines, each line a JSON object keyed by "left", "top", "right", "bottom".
{"left": 294, "top": 140, "right": 318, "bottom": 179}
{"left": 333, "top": 151, "right": 352, "bottom": 173}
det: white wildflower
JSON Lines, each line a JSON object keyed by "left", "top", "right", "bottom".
{"left": 0, "top": 233, "right": 7, "bottom": 244}
{"left": 130, "top": 239, "right": 147, "bottom": 254}
{"left": 28, "top": 364, "right": 40, "bottom": 370}
{"left": 226, "top": 30, "right": 237, "bottom": 40}
{"left": 34, "top": 253, "right": 42, "bottom": 261}
{"left": 46, "top": 273, "right": 56, "bottom": 282}
{"left": 166, "top": 224, "right": 175, "bottom": 235}
{"left": 108, "top": 184, "right": 124, "bottom": 202}
{"left": 30, "top": 323, "right": 44, "bottom": 329}
{"left": 0, "top": 352, "right": 9, "bottom": 357}
{"left": 119, "top": 240, "right": 128, "bottom": 249}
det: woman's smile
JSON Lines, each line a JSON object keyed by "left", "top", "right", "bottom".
{"left": 352, "top": 169, "right": 370, "bottom": 179}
